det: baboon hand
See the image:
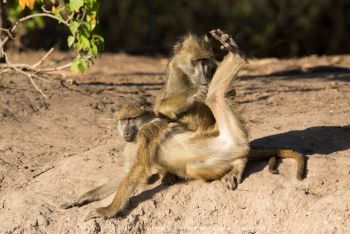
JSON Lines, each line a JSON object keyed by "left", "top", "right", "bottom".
{"left": 84, "top": 209, "right": 106, "bottom": 222}
{"left": 60, "top": 201, "right": 75, "bottom": 209}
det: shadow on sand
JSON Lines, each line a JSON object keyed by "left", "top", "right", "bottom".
{"left": 250, "top": 125, "right": 350, "bottom": 155}
{"left": 244, "top": 125, "right": 350, "bottom": 179}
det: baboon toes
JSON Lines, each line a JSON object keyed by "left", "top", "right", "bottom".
{"left": 209, "top": 29, "right": 238, "bottom": 51}
{"left": 221, "top": 175, "right": 238, "bottom": 191}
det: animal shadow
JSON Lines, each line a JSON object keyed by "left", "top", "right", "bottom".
{"left": 245, "top": 125, "right": 350, "bottom": 178}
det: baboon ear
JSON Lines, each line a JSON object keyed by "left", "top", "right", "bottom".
{"left": 139, "top": 97, "right": 151, "bottom": 107}
{"left": 173, "top": 41, "right": 183, "bottom": 54}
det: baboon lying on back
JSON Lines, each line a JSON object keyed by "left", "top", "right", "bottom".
{"left": 61, "top": 100, "right": 305, "bottom": 211}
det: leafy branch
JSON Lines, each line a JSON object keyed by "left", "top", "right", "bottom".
{"left": 0, "top": 0, "right": 104, "bottom": 98}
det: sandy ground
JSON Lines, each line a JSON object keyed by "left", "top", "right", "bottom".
{"left": 0, "top": 52, "right": 350, "bottom": 234}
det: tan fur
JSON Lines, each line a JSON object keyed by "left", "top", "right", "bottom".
{"left": 115, "top": 104, "right": 151, "bottom": 120}
{"left": 68, "top": 30, "right": 305, "bottom": 220}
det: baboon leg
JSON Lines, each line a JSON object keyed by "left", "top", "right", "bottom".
{"left": 84, "top": 163, "right": 148, "bottom": 221}
{"left": 186, "top": 157, "right": 233, "bottom": 181}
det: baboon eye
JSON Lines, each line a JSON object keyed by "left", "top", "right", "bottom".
{"left": 191, "top": 60, "right": 197, "bottom": 66}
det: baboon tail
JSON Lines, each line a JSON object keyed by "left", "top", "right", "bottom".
{"left": 249, "top": 149, "right": 306, "bottom": 180}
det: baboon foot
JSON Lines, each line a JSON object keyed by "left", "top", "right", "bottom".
{"left": 209, "top": 29, "right": 239, "bottom": 52}
{"left": 161, "top": 172, "right": 180, "bottom": 186}
{"left": 221, "top": 174, "right": 239, "bottom": 191}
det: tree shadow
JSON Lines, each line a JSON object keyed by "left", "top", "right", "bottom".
{"left": 241, "top": 65, "right": 350, "bottom": 82}
{"left": 244, "top": 125, "right": 350, "bottom": 179}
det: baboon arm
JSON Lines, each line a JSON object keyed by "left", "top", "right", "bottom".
{"left": 155, "top": 90, "right": 198, "bottom": 120}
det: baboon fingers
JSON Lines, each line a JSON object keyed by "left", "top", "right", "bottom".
{"left": 60, "top": 199, "right": 87, "bottom": 209}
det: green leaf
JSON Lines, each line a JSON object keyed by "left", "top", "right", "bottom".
{"left": 79, "top": 36, "right": 90, "bottom": 50}
{"left": 54, "top": 8, "right": 63, "bottom": 20}
{"left": 84, "top": 0, "right": 94, "bottom": 10}
{"left": 78, "top": 60, "right": 88, "bottom": 73}
{"left": 71, "top": 58, "right": 81, "bottom": 74}
{"left": 69, "top": 0, "right": 84, "bottom": 12}
{"left": 69, "top": 21, "right": 80, "bottom": 35}
{"left": 90, "top": 40, "right": 98, "bottom": 56}
{"left": 33, "top": 16, "right": 45, "bottom": 28}
{"left": 25, "top": 20, "right": 36, "bottom": 30}
{"left": 87, "top": 12, "right": 97, "bottom": 29}
{"left": 79, "top": 22, "right": 92, "bottom": 38}
{"left": 71, "top": 57, "right": 88, "bottom": 74}
{"left": 92, "top": 35, "right": 104, "bottom": 52}
{"left": 67, "top": 36, "right": 75, "bottom": 48}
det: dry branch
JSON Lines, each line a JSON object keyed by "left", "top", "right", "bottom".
{"left": 0, "top": 13, "right": 73, "bottom": 98}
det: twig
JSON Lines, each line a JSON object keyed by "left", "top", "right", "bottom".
{"left": 5, "top": 54, "right": 48, "bottom": 99}
{"left": 32, "top": 47, "right": 55, "bottom": 68}
{"left": 41, "top": 5, "right": 52, "bottom": 14}
{"left": 0, "top": 27, "right": 14, "bottom": 39}
{"left": 1, "top": 12, "right": 70, "bottom": 50}
{"left": 12, "top": 66, "right": 48, "bottom": 99}
{"left": 36, "top": 62, "right": 72, "bottom": 72}
{"left": 0, "top": 61, "right": 71, "bottom": 73}
{"left": 17, "top": 13, "right": 69, "bottom": 27}
{"left": 32, "top": 166, "right": 55, "bottom": 179}
{"left": 0, "top": 11, "right": 73, "bottom": 91}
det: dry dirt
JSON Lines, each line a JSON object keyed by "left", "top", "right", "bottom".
{"left": 0, "top": 52, "right": 350, "bottom": 234}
